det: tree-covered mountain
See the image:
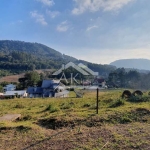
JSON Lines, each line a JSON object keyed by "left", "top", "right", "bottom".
{"left": 110, "top": 59, "right": 150, "bottom": 71}
{"left": 0, "top": 40, "right": 116, "bottom": 76}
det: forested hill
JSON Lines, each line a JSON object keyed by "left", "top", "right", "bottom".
{"left": 0, "top": 40, "right": 116, "bottom": 76}
{"left": 0, "top": 40, "right": 77, "bottom": 61}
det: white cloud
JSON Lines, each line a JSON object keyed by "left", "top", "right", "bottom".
{"left": 72, "top": 0, "right": 135, "bottom": 15}
{"left": 36, "top": 0, "right": 54, "bottom": 6}
{"left": 86, "top": 25, "right": 98, "bottom": 31}
{"left": 30, "top": 11, "right": 48, "bottom": 26}
{"left": 56, "top": 21, "right": 69, "bottom": 32}
{"left": 46, "top": 10, "right": 60, "bottom": 18}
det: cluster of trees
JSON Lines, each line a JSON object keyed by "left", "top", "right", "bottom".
{"left": 0, "top": 51, "right": 62, "bottom": 73}
{"left": 17, "top": 71, "right": 43, "bottom": 89}
{"left": 107, "top": 68, "right": 150, "bottom": 89}
{"left": 87, "top": 63, "right": 116, "bottom": 77}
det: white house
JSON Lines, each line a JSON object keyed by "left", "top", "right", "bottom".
{"left": 3, "top": 90, "right": 28, "bottom": 98}
{"left": 3, "top": 84, "right": 16, "bottom": 92}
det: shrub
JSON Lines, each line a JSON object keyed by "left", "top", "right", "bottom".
{"left": 128, "top": 95, "right": 150, "bottom": 102}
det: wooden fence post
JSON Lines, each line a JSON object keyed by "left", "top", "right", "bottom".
{"left": 96, "top": 88, "right": 99, "bottom": 114}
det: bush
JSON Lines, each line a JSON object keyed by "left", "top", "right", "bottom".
{"left": 128, "top": 96, "right": 150, "bottom": 102}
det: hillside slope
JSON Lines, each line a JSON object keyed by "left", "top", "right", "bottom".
{"left": 0, "top": 40, "right": 115, "bottom": 76}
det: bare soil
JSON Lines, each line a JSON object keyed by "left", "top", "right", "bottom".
{"left": 0, "top": 123, "right": 150, "bottom": 150}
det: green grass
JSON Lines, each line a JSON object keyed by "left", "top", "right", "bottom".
{"left": 0, "top": 89, "right": 150, "bottom": 149}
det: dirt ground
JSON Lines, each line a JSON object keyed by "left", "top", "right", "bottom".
{"left": 0, "top": 123, "right": 150, "bottom": 150}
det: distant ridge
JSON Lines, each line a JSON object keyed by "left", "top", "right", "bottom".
{"left": 110, "top": 59, "right": 150, "bottom": 70}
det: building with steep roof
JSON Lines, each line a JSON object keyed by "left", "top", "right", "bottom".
{"left": 27, "top": 80, "right": 69, "bottom": 98}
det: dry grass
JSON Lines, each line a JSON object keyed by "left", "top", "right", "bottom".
{"left": 0, "top": 73, "right": 25, "bottom": 83}
{"left": 0, "top": 69, "right": 55, "bottom": 83}
{"left": 0, "top": 89, "right": 150, "bottom": 150}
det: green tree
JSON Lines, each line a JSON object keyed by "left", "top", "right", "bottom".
{"left": 25, "top": 71, "right": 41, "bottom": 86}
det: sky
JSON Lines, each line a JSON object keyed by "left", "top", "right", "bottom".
{"left": 0, "top": 0, "right": 150, "bottom": 64}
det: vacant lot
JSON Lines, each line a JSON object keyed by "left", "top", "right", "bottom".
{"left": 0, "top": 90, "right": 150, "bottom": 150}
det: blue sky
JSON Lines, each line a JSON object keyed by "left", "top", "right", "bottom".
{"left": 0, "top": 0, "right": 150, "bottom": 64}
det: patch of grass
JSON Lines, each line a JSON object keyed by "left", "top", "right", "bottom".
{"left": 82, "top": 103, "right": 91, "bottom": 108}
{"left": 14, "top": 103, "right": 25, "bottom": 109}
{"left": 0, "top": 125, "right": 31, "bottom": 132}
{"left": 45, "top": 104, "right": 59, "bottom": 113}
{"left": 60, "top": 102, "right": 74, "bottom": 109}
{"left": 104, "top": 107, "right": 150, "bottom": 124}
{"left": 15, "top": 125, "right": 32, "bottom": 132}
{"left": 109, "top": 99, "right": 125, "bottom": 108}
{"left": 103, "top": 98, "right": 113, "bottom": 104}
{"left": 119, "top": 116, "right": 132, "bottom": 124}
{"left": 21, "top": 115, "right": 32, "bottom": 121}
{"left": 0, "top": 90, "right": 149, "bottom": 149}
